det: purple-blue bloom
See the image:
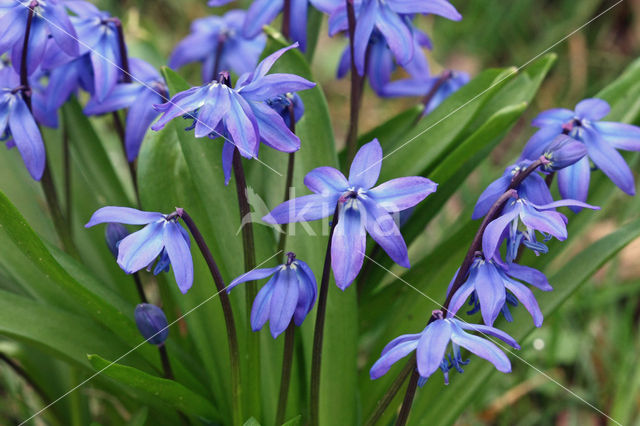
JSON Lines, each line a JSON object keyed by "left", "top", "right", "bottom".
{"left": 134, "top": 303, "right": 169, "bottom": 346}
{"left": 542, "top": 135, "right": 588, "bottom": 172}
{"left": 472, "top": 160, "right": 553, "bottom": 220}
{"left": 0, "top": 0, "right": 79, "bottom": 76}
{"left": 369, "top": 315, "right": 519, "bottom": 384}
{"left": 521, "top": 98, "right": 640, "bottom": 203}
{"left": 447, "top": 258, "right": 552, "bottom": 327}
{"left": 263, "top": 139, "right": 437, "bottom": 289}
{"left": 105, "top": 222, "right": 129, "bottom": 259}
{"left": 322, "top": 0, "right": 461, "bottom": 75}
{"left": 243, "top": 0, "right": 311, "bottom": 51}
{"left": 0, "top": 65, "right": 45, "bottom": 180}
{"left": 169, "top": 10, "right": 266, "bottom": 84}
{"left": 227, "top": 252, "right": 317, "bottom": 338}
{"left": 265, "top": 92, "right": 304, "bottom": 128}
{"left": 85, "top": 207, "right": 193, "bottom": 294}
{"left": 84, "top": 58, "right": 167, "bottom": 161}
{"left": 482, "top": 197, "right": 600, "bottom": 262}
{"left": 153, "top": 44, "right": 315, "bottom": 184}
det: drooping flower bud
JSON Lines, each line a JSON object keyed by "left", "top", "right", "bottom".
{"left": 105, "top": 223, "right": 129, "bottom": 258}
{"left": 543, "top": 135, "right": 587, "bottom": 172}
{"left": 134, "top": 304, "right": 169, "bottom": 346}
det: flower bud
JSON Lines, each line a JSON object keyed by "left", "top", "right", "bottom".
{"left": 134, "top": 303, "right": 169, "bottom": 346}
{"left": 105, "top": 223, "right": 129, "bottom": 258}
{"left": 543, "top": 135, "right": 587, "bottom": 172}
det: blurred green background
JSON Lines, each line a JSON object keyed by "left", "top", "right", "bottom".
{"left": 3, "top": 0, "right": 640, "bottom": 424}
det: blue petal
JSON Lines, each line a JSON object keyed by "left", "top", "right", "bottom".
{"left": 227, "top": 265, "right": 281, "bottom": 292}
{"left": 304, "top": 167, "right": 349, "bottom": 194}
{"left": 472, "top": 175, "right": 510, "bottom": 219}
{"left": 239, "top": 73, "right": 316, "bottom": 102}
{"left": 251, "top": 277, "right": 276, "bottom": 331}
{"left": 416, "top": 319, "right": 452, "bottom": 378}
{"left": 449, "top": 323, "right": 512, "bottom": 373}
{"left": 369, "top": 176, "right": 437, "bottom": 213}
{"left": 293, "top": 260, "right": 317, "bottom": 326}
{"left": 331, "top": 204, "right": 367, "bottom": 290}
{"left": 353, "top": 0, "right": 378, "bottom": 75}
{"left": 520, "top": 125, "right": 563, "bottom": 160}
{"left": 250, "top": 101, "right": 300, "bottom": 152}
{"left": 582, "top": 127, "right": 635, "bottom": 195}
{"left": 375, "top": 3, "right": 414, "bottom": 66}
{"left": 530, "top": 108, "right": 573, "bottom": 127}
{"left": 361, "top": 196, "right": 409, "bottom": 267}
{"left": 482, "top": 206, "right": 520, "bottom": 258}
{"left": 506, "top": 263, "right": 552, "bottom": 291}
{"left": 595, "top": 122, "right": 640, "bottom": 151}
{"left": 263, "top": 193, "right": 339, "bottom": 224}
{"left": 454, "top": 319, "right": 520, "bottom": 349}
{"left": 222, "top": 141, "right": 235, "bottom": 185}
{"left": 503, "top": 279, "right": 543, "bottom": 327}
{"left": 269, "top": 268, "right": 299, "bottom": 338}
{"left": 370, "top": 338, "right": 418, "bottom": 380}
{"left": 117, "top": 221, "right": 165, "bottom": 274}
{"left": 44, "top": 2, "right": 80, "bottom": 57}
{"left": 348, "top": 138, "right": 382, "bottom": 190}
{"left": 243, "top": 0, "right": 283, "bottom": 39}
{"left": 91, "top": 36, "right": 120, "bottom": 101}
{"left": 8, "top": 97, "right": 45, "bottom": 180}
{"left": 84, "top": 84, "right": 141, "bottom": 115}
{"left": 575, "top": 98, "right": 610, "bottom": 121}
{"left": 125, "top": 90, "right": 161, "bottom": 161}
{"left": 520, "top": 204, "right": 567, "bottom": 240}
{"left": 163, "top": 222, "right": 193, "bottom": 294}
{"left": 196, "top": 85, "right": 231, "bottom": 138}
{"left": 388, "top": 0, "right": 462, "bottom": 20}
{"left": 290, "top": 0, "right": 309, "bottom": 51}
{"left": 557, "top": 156, "right": 591, "bottom": 207}
{"left": 474, "top": 262, "right": 506, "bottom": 326}
{"left": 85, "top": 207, "right": 164, "bottom": 227}
{"left": 225, "top": 91, "right": 259, "bottom": 158}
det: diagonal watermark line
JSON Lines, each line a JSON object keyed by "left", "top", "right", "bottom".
{"left": 19, "top": 250, "right": 283, "bottom": 425}
{"left": 10, "top": 0, "right": 283, "bottom": 177}
{"left": 361, "top": 252, "right": 622, "bottom": 426}
{"left": 356, "top": 0, "right": 625, "bottom": 178}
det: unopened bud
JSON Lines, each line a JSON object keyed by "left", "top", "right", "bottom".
{"left": 543, "top": 135, "right": 587, "bottom": 171}
{"left": 105, "top": 223, "right": 129, "bottom": 258}
{"left": 134, "top": 303, "right": 169, "bottom": 346}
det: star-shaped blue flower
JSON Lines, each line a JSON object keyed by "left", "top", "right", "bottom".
{"left": 320, "top": 0, "right": 461, "bottom": 75}
{"left": 370, "top": 315, "right": 519, "bottom": 384}
{"left": 263, "top": 139, "right": 437, "bottom": 289}
{"left": 521, "top": 98, "right": 640, "bottom": 203}
{"left": 447, "top": 258, "right": 552, "bottom": 327}
{"left": 153, "top": 43, "right": 315, "bottom": 184}
{"left": 85, "top": 207, "right": 193, "bottom": 294}
{"left": 84, "top": 58, "right": 167, "bottom": 161}
{"left": 227, "top": 252, "right": 317, "bottom": 338}
{"left": 0, "top": 65, "right": 45, "bottom": 180}
{"left": 169, "top": 10, "right": 266, "bottom": 84}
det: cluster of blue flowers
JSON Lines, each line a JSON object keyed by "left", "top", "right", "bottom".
{"left": 6, "top": 0, "right": 640, "bottom": 421}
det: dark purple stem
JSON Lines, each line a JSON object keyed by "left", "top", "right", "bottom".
{"left": 282, "top": 0, "right": 291, "bottom": 40}
{"left": 395, "top": 369, "right": 420, "bottom": 426}
{"left": 310, "top": 204, "right": 341, "bottom": 426}
{"left": 176, "top": 208, "right": 242, "bottom": 424}
{"left": 113, "top": 18, "right": 131, "bottom": 83}
{"left": 415, "top": 71, "right": 452, "bottom": 124}
{"left": 275, "top": 321, "right": 295, "bottom": 425}
{"left": 212, "top": 36, "right": 225, "bottom": 82}
{"left": 19, "top": 1, "right": 36, "bottom": 109}
{"left": 345, "top": 0, "right": 366, "bottom": 166}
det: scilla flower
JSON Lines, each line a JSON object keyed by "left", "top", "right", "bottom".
{"left": 0, "top": 66, "right": 45, "bottom": 180}
{"left": 153, "top": 44, "right": 315, "bottom": 183}
{"left": 0, "top": 0, "right": 79, "bottom": 75}
{"left": 482, "top": 196, "right": 599, "bottom": 261}
{"left": 169, "top": 10, "right": 266, "bottom": 83}
{"left": 227, "top": 252, "right": 317, "bottom": 338}
{"left": 370, "top": 313, "right": 519, "bottom": 385}
{"left": 521, "top": 98, "right": 640, "bottom": 203}
{"left": 85, "top": 207, "right": 193, "bottom": 293}
{"left": 263, "top": 139, "right": 437, "bottom": 289}
{"left": 447, "top": 257, "right": 552, "bottom": 327}
{"left": 244, "top": 0, "right": 311, "bottom": 51}
{"left": 84, "top": 59, "right": 168, "bottom": 161}
{"left": 322, "top": 0, "right": 461, "bottom": 75}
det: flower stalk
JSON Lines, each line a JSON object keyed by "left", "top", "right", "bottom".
{"left": 395, "top": 369, "right": 420, "bottom": 426}
{"left": 176, "top": 208, "right": 243, "bottom": 424}
{"left": 310, "top": 204, "right": 341, "bottom": 426}
{"left": 282, "top": 0, "right": 292, "bottom": 41}
{"left": 275, "top": 321, "right": 295, "bottom": 425}
{"left": 345, "top": 0, "right": 366, "bottom": 166}
{"left": 364, "top": 354, "right": 416, "bottom": 426}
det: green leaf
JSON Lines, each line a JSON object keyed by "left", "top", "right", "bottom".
{"left": 88, "top": 354, "right": 220, "bottom": 421}
{"left": 0, "top": 191, "right": 157, "bottom": 365}
{"left": 410, "top": 217, "right": 640, "bottom": 425}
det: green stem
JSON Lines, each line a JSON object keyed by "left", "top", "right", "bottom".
{"left": 275, "top": 322, "right": 295, "bottom": 425}
{"left": 310, "top": 204, "right": 340, "bottom": 426}
{"left": 232, "top": 149, "right": 260, "bottom": 420}
{"left": 177, "top": 209, "right": 242, "bottom": 424}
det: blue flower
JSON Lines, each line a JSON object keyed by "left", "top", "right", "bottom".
{"left": 447, "top": 258, "right": 552, "bottom": 327}
{"left": 243, "top": 0, "right": 311, "bottom": 51}
{"left": 472, "top": 159, "right": 554, "bottom": 220}
{"left": 0, "top": 65, "right": 45, "bottom": 180}
{"left": 265, "top": 92, "right": 304, "bottom": 128}
{"left": 521, "top": 98, "right": 640, "bottom": 203}
{"left": 154, "top": 44, "right": 315, "bottom": 184}
{"left": 227, "top": 252, "right": 317, "bottom": 338}
{"left": 263, "top": 139, "right": 437, "bottom": 289}
{"left": 482, "top": 196, "right": 599, "bottom": 261}
{"left": 542, "top": 135, "right": 588, "bottom": 172}
{"left": 0, "top": 0, "right": 79, "bottom": 76}
{"left": 134, "top": 303, "right": 169, "bottom": 346}
{"left": 321, "top": 0, "right": 461, "bottom": 75}
{"left": 105, "top": 222, "right": 129, "bottom": 258}
{"left": 84, "top": 59, "right": 167, "bottom": 161}
{"left": 85, "top": 207, "right": 193, "bottom": 294}
{"left": 336, "top": 27, "right": 432, "bottom": 97}
{"left": 63, "top": 2, "right": 125, "bottom": 101}
{"left": 369, "top": 315, "right": 519, "bottom": 384}
{"left": 169, "top": 10, "right": 266, "bottom": 84}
